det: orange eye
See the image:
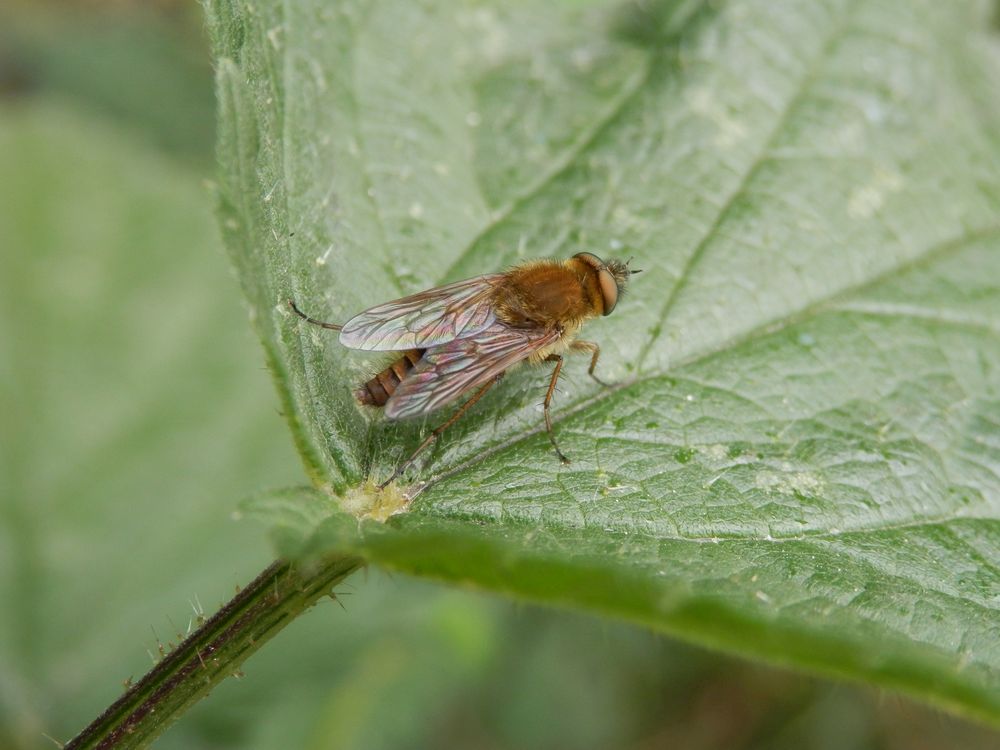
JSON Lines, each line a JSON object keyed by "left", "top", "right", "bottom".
{"left": 598, "top": 268, "right": 619, "bottom": 315}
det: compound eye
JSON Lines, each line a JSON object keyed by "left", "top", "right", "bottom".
{"left": 598, "top": 268, "right": 619, "bottom": 315}
{"left": 573, "top": 252, "right": 605, "bottom": 270}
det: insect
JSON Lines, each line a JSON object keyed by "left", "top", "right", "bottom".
{"left": 289, "top": 252, "right": 639, "bottom": 487}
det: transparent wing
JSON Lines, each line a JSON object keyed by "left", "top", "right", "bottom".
{"left": 384, "top": 323, "right": 561, "bottom": 419}
{"left": 339, "top": 274, "right": 504, "bottom": 351}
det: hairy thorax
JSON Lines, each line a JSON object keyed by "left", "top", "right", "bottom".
{"left": 493, "top": 259, "right": 601, "bottom": 328}
{"left": 491, "top": 257, "right": 605, "bottom": 365}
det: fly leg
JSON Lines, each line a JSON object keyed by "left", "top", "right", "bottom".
{"left": 543, "top": 355, "right": 571, "bottom": 464}
{"left": 379, "top": 373, "right": 502, "bottom": 489}
{"left": 288, "top": 299, "right": 344, "bottom": 331}
{"left": 571, "top": 340, "right": 612, "bottom": 387}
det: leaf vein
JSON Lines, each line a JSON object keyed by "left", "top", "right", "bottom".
{"left": 438, "top": 56, "right": 655, "bottom": 281}
{"left": 417, "top": 225, "right": 1000, "bottom": 494}
{"left": 636, "top": 0, "right": 865, "bottom": 370}
{"left": 830, "top": 303, "right": 1000, "bottom": 337}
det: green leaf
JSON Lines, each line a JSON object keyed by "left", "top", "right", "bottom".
{"left": 207, "top": 0, "right": 1000, "bottom": 724}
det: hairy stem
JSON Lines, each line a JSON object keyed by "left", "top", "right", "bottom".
{"left": 65, "top": 555, "right": 364, "bottom": 750}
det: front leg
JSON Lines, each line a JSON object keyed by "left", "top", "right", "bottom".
{"left": 571, "top": 340, "right": 612, "bottom": 387}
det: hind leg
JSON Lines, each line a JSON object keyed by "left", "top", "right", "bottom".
{"left": 379, "top": 374, "right": 502, "bottom": 488}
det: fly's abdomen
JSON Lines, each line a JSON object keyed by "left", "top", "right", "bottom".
{"left": 355, "top": 349, "right": 425, "bottom": 407}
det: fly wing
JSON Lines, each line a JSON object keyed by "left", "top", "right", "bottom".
{"left": 339, "top": 274, "right": 504, "bottom": 351}
{"left": 384, "top": 323, "right": 561, "bottom": 419}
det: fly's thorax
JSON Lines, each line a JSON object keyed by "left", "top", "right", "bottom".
{"left": 494, "top": 260, "right": 596, "bottom": 329}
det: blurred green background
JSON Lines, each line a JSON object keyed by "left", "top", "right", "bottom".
{"left": 1, "top": 2, "right": 999, "bottom": 748}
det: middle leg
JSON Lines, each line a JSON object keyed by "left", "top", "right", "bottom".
{"left": 543, "top": 355, "right": 571, "bottom": 464}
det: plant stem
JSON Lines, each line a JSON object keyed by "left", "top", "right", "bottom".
{"left": 65, "top": 554, "right": 364, "bottom": 750}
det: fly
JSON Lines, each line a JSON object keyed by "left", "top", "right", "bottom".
{"left": 289, "top": 252, "right": 639, "bottom": 487}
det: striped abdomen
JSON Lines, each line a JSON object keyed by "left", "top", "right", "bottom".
{"left": 355, "top": 349, "right": 425, "bottom": 407}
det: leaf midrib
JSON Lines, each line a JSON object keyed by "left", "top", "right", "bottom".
{"left": 381, "top": 515, "right": 1000, "bottom": 624}
{"left": 414, "top": 501, "right": 997, "bottom": 544}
